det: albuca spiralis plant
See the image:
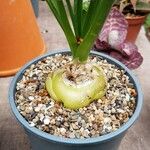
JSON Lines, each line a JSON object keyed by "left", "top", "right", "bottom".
{"left": 45, "top": 0, "right": 115, "bottom": 109}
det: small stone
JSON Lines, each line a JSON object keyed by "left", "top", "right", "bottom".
{"left": 104, "top": 117, "right": 111, "bottom": 124}
{"left": 39, "top": 114, "right": 44, "bottom": 121}
{"left": 80, "top": 120, "right": 86, "bottom": 128}
{"left": 95, "top": 109, "right": 101, "bottom": 114}
{"left": 77, "top": 117, "right": 82, "bottom": 123}
{"left": 69, "top": 132, "right": 75, "bottom": 138}
{"left": 111, "top": 115, "right": 116, "bottom": 121}
{"left": 82, "top": 129, "right": 90, "bottom": 138}
{"left": 28, "top": 96, "right": 34, "bottom": 101}
{"left": 60, "top": 128, "right": 66, "bottom": 136}
{"left": 93, "top": 124, "right": 98, "bottom": 130}
{"left": 71, "top": 123, "right": 79, "bottom": 130}
{"left": 50, "top": 101, "right": 55, "bottom": 107}
{"left": 51, "top": 119, "right": 56, "bottom": 125}
{"left": 57, "top": 116, "right": 63, "bottom": 122}
{"left": 20, "top": 111, "right": 26, "bottom": 117}
{"left": 20, "top": 106, "right": 25, "bottom": 111}
{"left": 57, "top": 109, "right": 63, "bottom": 114}
{"left": 89, "top": 114, "right": 95, "bottom": 122}
{"left": 56, "top": 121, "right": 61, "bottom": 127}
{"left": 64, "top": 122, "right": 69, "bottom": 127}
{"left": 42, "top": 29, "right": 48, "bottom": 34}
{"left": 29, "top": 122, "right": 35, "bottom": 127}
{"left": 44, "top": 118, "right": 50, "bottom": 125}
{"left": 32, "top": 117, "right": 39, "bottom": 123}
{"left": 117, "top": 109, "right": 125, "bottom": 113}
{"left": 125, "top": 94, "right": 130, "bottom": 101}
{"left": 111, "top": 108, "right": 116, "bottom": 113}
{"left": 25, "top": 107, "right": 33, "bottom": 114}
{"left": 90, "top": 130, "right": 96, "bottom": 135}
{"left": 34, "top": 107, "right": 41, "bottom": 112}
{"left": 75, "top": 132, "right": 81, "bottom": 138}
{"left": 18, "top": 95, "right": 24, "bottom": 100}
{"left": 98, "top": 99, "right": 102, "bottom": 103}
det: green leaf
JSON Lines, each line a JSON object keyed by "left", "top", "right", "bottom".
{"left": 145, "top": 14, "right": 150, "bottom": 26}
{"left": 82, "top": 0, "right": 90, "bottom": 12}
{"left": 76, "top": 0, "right": 115, "bottom": 62}
{"left": 46, "top": 0, "right": 62, "bottom": 28}
{"left": 46, "top": 0, "right": 115, "bottom": 62}
{"left": 46, "top": 0, "right": 78, "bottom": 57}
{"left": 81, "top": 0, "right": 99, "bottom": 38}
{"left": 65, "top": 0, "right": 78, "bottom": 37}
{"left": 74, "top": 0, "right": 83, "bottom": 37}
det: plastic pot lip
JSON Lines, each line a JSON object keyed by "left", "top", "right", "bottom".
{"left": 8, "top": 49, "right": 143, "bottom": 145}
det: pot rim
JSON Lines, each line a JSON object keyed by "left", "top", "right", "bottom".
{"left": 125, "top": 15, "right": 146, "bottom": 20}
{"left": 8, "top": 49, "right": 143, "bottom": 145}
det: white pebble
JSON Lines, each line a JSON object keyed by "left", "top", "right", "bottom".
{"left": 18, "top": 95, "right": 24, "bottom": 100}
{"left": 117, "top": 109, "right": 125, "bottom": 113}
{"left": 82, "top": 129, "right": 90, "bottom": 137}
{"left": 104, "top": 117, "right": 111, "bottom": 123}
{"left": 89, "top": 114, "right": 95, "bottom": 121}
{"left": 44, "top": 118, "right": 50, "bottom": 125}
{"left": 39, "top": 114, "right": 44, "bottom": 121}
{"left": 28, "top": 96, "right": 34, "bottom": 101}
{"left": 111, "top": 108, "right": 116, "bottom": 113}
{"left": 60, "top": 128, "right": 66, "bottom": 135}
{"left": 125, "top": 94, "right": 130, "bottom": 101}
{"left": 34, "top": 107, "right": 41, "bottom": 112}
{"left": 69, "top": 132, "right": 75, "bottom": 138}
{"left": 29, "top": 122, "right": 35, "bottom": 127}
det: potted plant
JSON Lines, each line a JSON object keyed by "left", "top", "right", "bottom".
{"left": 9, "top": 1, "right": 143, "bottom": 150}
{"left": 114, "top": 0, "right": 150, "bottom": 42}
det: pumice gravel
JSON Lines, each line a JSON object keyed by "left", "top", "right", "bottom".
{"left": 15, "top": 54, "right": 136, "bottom": 139}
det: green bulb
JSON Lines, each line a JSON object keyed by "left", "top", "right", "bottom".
{"left": 46, "top": 66, "right": 107, "bottom": 109}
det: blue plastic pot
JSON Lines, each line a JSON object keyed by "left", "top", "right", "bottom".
{"left": 31, "top": 0, "right": 39, "bottom": 17}
{"left": 9, "top": 50, "right": 143, "bottom": 150}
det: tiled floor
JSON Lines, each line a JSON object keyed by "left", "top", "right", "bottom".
{"left": 0, "top": 1, "right": 150, "bottom": 150}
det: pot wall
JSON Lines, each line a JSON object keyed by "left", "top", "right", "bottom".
{"left": 0, "top": 0, "right": 45, "bottom": 77}
{"left": 126, "top": 16, "right": 146, "bottom": 43}
{"left": 26, "top": 129, "right": 125, "bottom": 150}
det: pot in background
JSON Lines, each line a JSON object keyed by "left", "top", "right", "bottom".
{"left": 0, "top": 0, "right": 45, "bottom": 77}
{"left": 9, "top": 50, "right": 143, "bottom": 150}
{"left": 31, "top": 0, "right": 39, "bottom": 17}
{"left": 126, "top": 16, "right": 146, "bottom": 43}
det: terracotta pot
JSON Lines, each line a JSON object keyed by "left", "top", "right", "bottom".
{"left": 126, "top": 16, "right": 146, "bottom": 43}
{"left": 0, "top": 0, "right": 45, "bottom": 77}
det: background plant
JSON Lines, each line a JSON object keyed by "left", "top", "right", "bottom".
{"left": 94, "top": 8, "right": 143, "bottom": 69}
{"left": 144, "top": 13, "right": 150, "bottom": 40}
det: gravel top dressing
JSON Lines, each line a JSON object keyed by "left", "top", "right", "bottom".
{"left": 15, "top": 54, "right": 136, "bottom": 139}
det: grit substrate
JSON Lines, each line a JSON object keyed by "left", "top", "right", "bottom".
{"left": 15, "top": 54, "right": 136, "bottom": 139}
